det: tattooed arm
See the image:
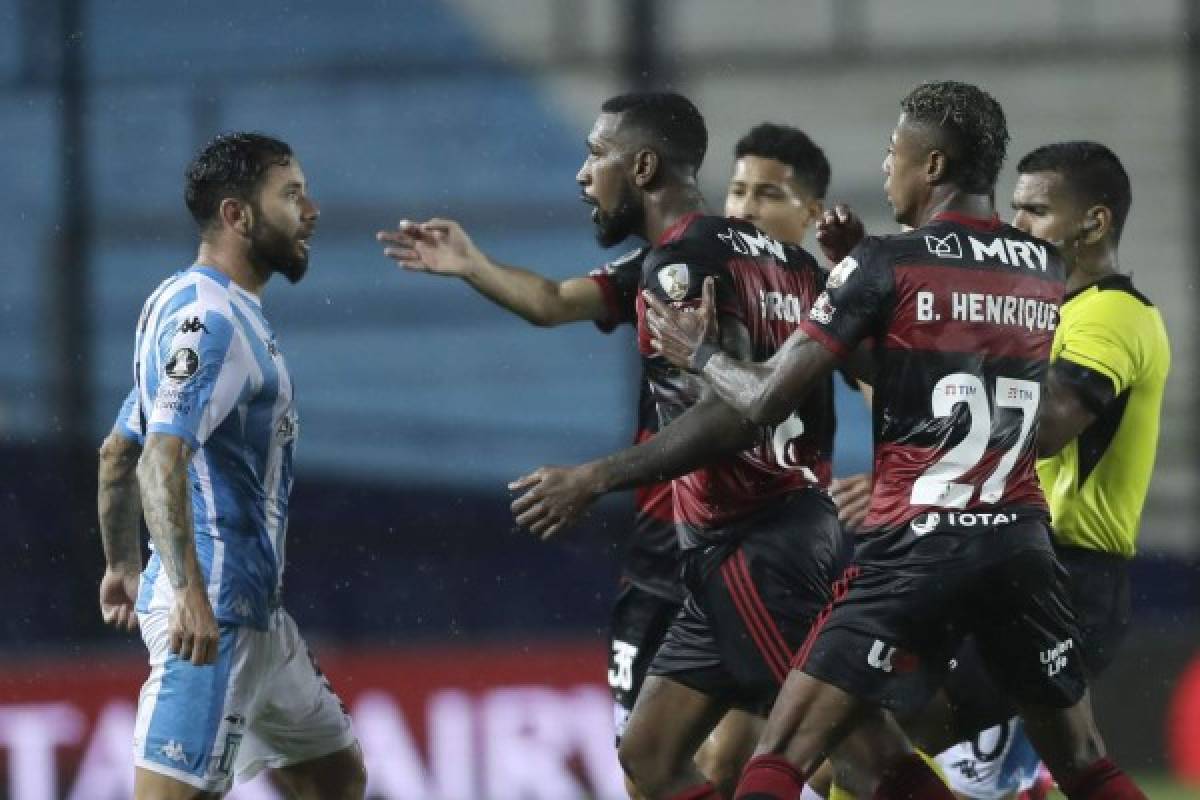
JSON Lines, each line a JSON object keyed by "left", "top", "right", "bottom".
{"left": 137, "top": 432, "right": 219, "bottom": 665}
{"left": 97, "top": 430, "right": 144, "bottom": 631}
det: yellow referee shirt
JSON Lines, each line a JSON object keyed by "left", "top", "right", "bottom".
{"left": 1037, "top": 274, "right": 1170, "bottom": 557}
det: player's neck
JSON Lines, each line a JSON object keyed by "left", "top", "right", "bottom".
{"left": 917, "top": 188, "right": 994, "bottom": 227}
{"left": 643, "top": 185, "right": 707, "bottom": 243}
{"left": 195, "top": 240, "right": 270, "bottom": 297}
{"left": 1066, "top": 246, "right": 1120, "bottom": 294}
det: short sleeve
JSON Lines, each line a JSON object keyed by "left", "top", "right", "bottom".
{"left": 1056, "top": 294, "right": 1140, "bottom": 397}
{"left": 146, "top": 307, "right": 246, "bottom": 449}
{"left": 112, "top": 386, "right": 145, "bottom": 445}
{"left": 643, "top": 243, "right": 741, "bottom": 323}
{"left": 799, "top": 236, "right": 894, "bottom": 358}
{"left": 589, "top": 246, "right": 646, "bottom": 333}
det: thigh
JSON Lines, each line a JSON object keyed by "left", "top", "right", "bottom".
{"left": 238, "top": 611, "right": 357, "bottom": 784}
{"left": 620, "top": 674, "right": 731, "bottom": 776}
{"left": 133, "top": 610, "right": 255, "bottom": 795}
{"left": 271, "top": 741, "right": 365, "bottom": 800}
{"left": 972, "top": 545, "right": 1087, "bottom": 711}
{"left": 795, "top": 562, "right": 957, "bottom": 718}
{"left": 608, "top": 583, "right": 682, "bottom": 743}
{"left": 1055, "top": 546, "right": 1131, "bottom": 677}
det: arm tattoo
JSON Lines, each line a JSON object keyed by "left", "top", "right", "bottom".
{"left": 97, "top": 434, "right": 144, "bottom": 570}
{"left": 137, "top": 436, "right": 200, "bottom": 590}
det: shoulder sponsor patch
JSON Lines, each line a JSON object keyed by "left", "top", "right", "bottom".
{"left": 657, "top": 263, "right": 690, "bottom": 301}
{"left": 808, "top": 292, "right": 836, "bottom": 324}
{"left": 164, "top": 347, "right": 199, "bottom": 382}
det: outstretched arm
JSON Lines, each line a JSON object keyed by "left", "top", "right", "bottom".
{"left": 98, "top": 430, "right": 144, "bottom": 632}
{"left": 510, "top": 316, "right": 758, "bottom": 539}
{"left": 377, "top": 218, "right": 609, "bottom": 326}
{"left": 138, "top": 433, "right": 219, "bottom": 665}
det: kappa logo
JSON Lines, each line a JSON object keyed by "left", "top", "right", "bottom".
{"left": 826, "top": 256, "right": 858, "bottom": 289}
{"left": 925, "top": 232, "right": 963, "bottom": 259}
{"left": 178, "top": 316, "right": 210, "bottom": 335}
{"left": 657, "top": 263, "right": 690, "bottom": 301}
{"left": 164, "top": 348, "right": 199, "bottom": 382}
{"left": 160, "top": 740, "right": 187, "bottom": 764}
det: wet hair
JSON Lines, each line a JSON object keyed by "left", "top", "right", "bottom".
{"left": 900, "top": 81, "right": 1009, "bottom": 195}
{"left": 1017, "top": 141, "right": 1132, "bottom": 242}
{"left": 185, "top": 132, "right": 293, "bottom": 229}
{"left": 601, "top": 91, "right": 708, "bottom": 176}
{"left": 734, "top": 122, "right": 831, "bottom": 199}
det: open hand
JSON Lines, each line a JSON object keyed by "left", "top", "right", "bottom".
{"left": 376, "top": 217, "right": 485, "bottom": 278}
{"left": 509, "top": 465, "right": 602, "bottom": 539}
{"left": 815, "top": 204, "right": 865, "bottom": 265}
{"left": 168, "top": 585, "right": 219, "bottom": 666}
{"left": 643, "top": 276, "right": 720, "bottom": 371}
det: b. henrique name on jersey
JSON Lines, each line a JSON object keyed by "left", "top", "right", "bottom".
{"left": 636, "top": 213, "right": 836, "bottom": 549}
{"left": 799, "top": 212, "right": 1065, "bottom": 537}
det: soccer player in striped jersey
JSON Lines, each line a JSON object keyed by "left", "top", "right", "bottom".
{"left": 933, "top": 142, "right": 1169, "bottom": 799}
{"left": 96, "top": 133, "right": 365, "bottom": 799}
{"left": 646, "top": 80, "right": 1147, "bottom": 800}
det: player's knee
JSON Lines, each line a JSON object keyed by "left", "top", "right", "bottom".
{"left": 695, "top": 737, "right": 751, "bottom": 794}
{"left": 618, "top": 732, "right": 671, "bottom": 795}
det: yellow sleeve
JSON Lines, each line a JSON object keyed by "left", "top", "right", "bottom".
{"left": 1056, "top": 294, "right": 1141, "bottom": 395}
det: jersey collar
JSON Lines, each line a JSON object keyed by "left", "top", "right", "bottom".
{"left": 657, "top": 212, "right": 703, "bottom": 245}
{"left": 930, "top": 211, "right": 1002, "bottom": 231}
{"left": 189, "top": 264, "right": 232, "bottom": 287}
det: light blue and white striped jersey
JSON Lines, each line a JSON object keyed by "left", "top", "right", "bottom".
{"left": 120, "top": 265, "right": 298, "bottom": 630}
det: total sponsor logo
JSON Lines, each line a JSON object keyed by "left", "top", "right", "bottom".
{"left": 910, "top": 511, "right": 1019, "bottom": 536}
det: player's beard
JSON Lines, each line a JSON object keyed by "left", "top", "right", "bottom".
{"left": 592, "top": 181, "right": 644, "bottom": 248}
{"left": 248, "top": 209, "right": 309, "bottom": 284}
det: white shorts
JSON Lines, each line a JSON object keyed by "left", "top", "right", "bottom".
{"left": 935, "top": 717, "right": 1040, "bottom": 800}
{"left": 133, "top": 607, "right": 356, "bottom": 792}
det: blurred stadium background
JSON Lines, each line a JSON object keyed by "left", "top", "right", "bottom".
{"left": 0, "top": 1, "right": 1196, "bottom": 797}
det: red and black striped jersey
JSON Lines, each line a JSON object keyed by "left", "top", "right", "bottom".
{"left": 637, "top": 213, "right": 836, "bottom": 549}
{"left": 590, "top": 247, "right": 682, "bottom": 602}
{"left": 800, "top": 212, "right": 1065, "bottom": 535}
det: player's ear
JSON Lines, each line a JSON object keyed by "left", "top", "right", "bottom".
{"left": 1082, "top": 205, "right": 1111, "bottom": 245}
{"left": 632, "top": 148, "right": 659, "bottom": 188}
{"left": 219, "top": 196, "right": 253, "bottom": 237}
{"left": 926, "top": 148, "right": 949, "bottom": 185}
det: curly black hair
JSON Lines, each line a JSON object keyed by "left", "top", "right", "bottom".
{"left": 601, "top": 91, "right": 708, "bottom": 176}
{"left": 735, "top": 123, "right": 831, "bottom": 200}
{"left": 185, "top": 132, "right": 293, "bottom": 230}
{"left": 900, "top": 81, "right": 1009, "bottom": 195}
{"left": 1018, "top": 141, "right": 1132, "bottom": 243}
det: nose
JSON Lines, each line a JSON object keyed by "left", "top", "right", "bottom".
{"left": 304, "top": 196, "right": 320, "bottom": 220}
{"left": 727, "top": 195, "right": 754, "bottom": 221}
{"left": 576, "top": 161, "right": 589, "bottom": 186}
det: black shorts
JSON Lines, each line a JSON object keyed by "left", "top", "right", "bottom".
{"left": 798, "top": 515, "right": 1087, "bottom": 718}
{"left": 608, "top": 582, "right": 682, "bottom": 742}
{"left": 940, "top": 544, "right": 1131, "bottom": 737}
{"left": 648, "top": 490, "right": 843, "bottom": 716}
